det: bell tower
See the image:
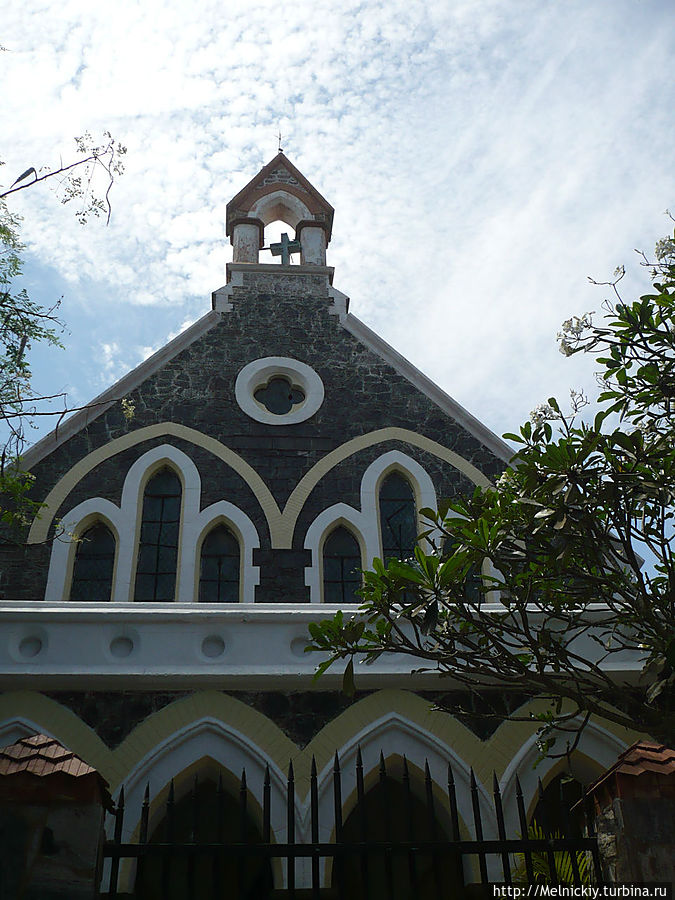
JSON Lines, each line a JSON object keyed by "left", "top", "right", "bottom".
{"left": 225, "top": 152, "right": 334, "bottom": 266}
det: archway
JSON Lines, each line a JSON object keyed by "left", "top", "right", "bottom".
{"left": 134, "top": 767, "right": 274, "bottom": 900}
{"left": 336, "top": 765, "right": 462, "bottom": 900}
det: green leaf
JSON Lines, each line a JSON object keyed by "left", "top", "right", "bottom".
{"left": 342, "top": 658, "right": 355, "bottom": 697}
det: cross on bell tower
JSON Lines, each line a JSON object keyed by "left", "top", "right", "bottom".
{"left": 225, "top": 153, "right": 334, "bottom": 267}
{"left": 270, "top": 232, "right": 301, "bottom": 265}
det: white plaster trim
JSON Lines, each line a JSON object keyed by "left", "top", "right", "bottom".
{"left": 186, "top": 500, "right": 260, "bottom": 604}
{"left": 21, "top": 311, "right": 222, "bottom": 470}
{"left": 44, "top": 444, "right": 261, "bottom": 604}
{"left": 0, "top": 603, "right": 645, "bottom": 689}
{"left": 0, "top": 717, "right": 51, "bottom": 746}
{"left": 116, "top": 445, "right": 200, "bottom": 603}
{"left": 44, "top": 498, "right": 123, "bottom": 603}
{"left": 304, "top": 505, "right": 371, "bottom": 605}
{"left": 115, "top": 717, "right": 292, "bottom": 891}
{"left": 304, "top": 451, "right": 439, "bottom": 603}
{"left": 342, "top": 313, "right": 513, "bottom": 463}
{"left": 248, "top": 190, "right": 311, "bottom": 227}
{"left": 313, "top": 712, "right": 494, "bottom": 883}
{"left": 327, "top": 285, "right": 349, "bottom": 319}
{"left": 235, "top": 357, "right": 324, "bottom": 426}
{"left": 498, "top": 718, "right": 627, "bottom": 836}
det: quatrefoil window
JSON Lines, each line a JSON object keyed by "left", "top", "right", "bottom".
{"left": 254, "top": 376, "right": 305, "bottom": 415}
{"left": 235, "top": 357, "right": 325, "bottom": 425}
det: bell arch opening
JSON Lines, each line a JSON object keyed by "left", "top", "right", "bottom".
{"left": 262, "top": 219, "right": 301, "bottom": 264}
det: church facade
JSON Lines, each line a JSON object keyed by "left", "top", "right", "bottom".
{"left": 0, "top": 154, "right": 638, "bottom": 894}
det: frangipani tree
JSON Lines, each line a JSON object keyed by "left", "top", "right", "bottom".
{"left": 308, "top": 226, "right": 675, "bottom": 755}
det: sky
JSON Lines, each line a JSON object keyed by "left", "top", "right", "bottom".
{"left": 2, "top": 0, "right": 675, "bottom": 451}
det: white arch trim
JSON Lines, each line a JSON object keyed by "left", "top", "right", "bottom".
{"left": 45, "top": 498, "right": 123, "bottom": 603}
{"left": 310, "top": 710, "right": 493, "bottom": 885}
{"left": 498, "top": 717, "right": 628, "bottom": 836}
{"left": 187, "top": 500, "right": 260, "bottom": 603}
{"left": 29, "top": 425, "right": 491, "bottom": 550}
{"left": 0, "top": 717, "right": 52, "bottom": 747}
{"left": 45, "top": 444, "right": 261, "bottom": 604}
{"left": 248, "top": 190, "right": 312, "bottom": 228}
{"left": 115, "top": 717, "right": 293, "bottom": 891}
{"left": 304, "top": 451, "right": 440, "bottom": 603}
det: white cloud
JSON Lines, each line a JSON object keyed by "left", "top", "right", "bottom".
{"left": 2, "top": 0, "right": 674, "bottom": 446}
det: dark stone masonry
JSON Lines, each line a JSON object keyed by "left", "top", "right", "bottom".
{"left": 1, "top": 268, "right": 504, "bottom": 601}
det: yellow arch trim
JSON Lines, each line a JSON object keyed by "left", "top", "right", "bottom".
{"left": 276, "top": 427, "right": 493, "bottom": 548}
{"left": 0, "top": 691, "right": 120, "bottom": 786}
{"left": 28, "top": 425, "right": 491, "bottom": 548}
{"left": 27, "top": 423, "right": 282, "bottom": 545}
{"left": 0, "top": 690, "right": 643, "bottom": 805}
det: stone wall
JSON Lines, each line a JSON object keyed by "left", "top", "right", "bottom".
{"left": 2, "top": 269, "right": 504, "bottom": 601}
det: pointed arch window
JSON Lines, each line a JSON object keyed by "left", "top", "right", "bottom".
{"left": 70, "top": 523, "right": 115, "bottom": 602}
{"left": 323, "top": 526, "right": 362, "bottom": 604}
{"left": 135, "top": 469, "right": 181, "bottom": 602}
{"left": 378, "top": 472, "right": 417, "bottom": 562}
{"left": 199, "top": 524, "right": 240, "bottom": 603}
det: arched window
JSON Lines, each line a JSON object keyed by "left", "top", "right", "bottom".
{"left": 70, "top": 523, "right": 115, "bottom": 602}
{"left": 323, "top": 526, "right": 362, "bottom": 604}
{"left": 135, "top": 469, "right": 181, "bottom": 602}
{"left": 199, "top": 524, "right": 240, "bottom": 603}
{"left": 378, "top": 472, "right": 417, "bottom": 562}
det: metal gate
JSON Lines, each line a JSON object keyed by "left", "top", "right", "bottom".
{"left": 102, "top": 749, "right": 603, "bottom": 898}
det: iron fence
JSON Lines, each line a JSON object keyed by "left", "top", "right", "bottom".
{"left": 102, "top": 749, "right": 603, "bottom": 899}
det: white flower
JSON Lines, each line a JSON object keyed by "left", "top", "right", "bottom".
{"left": 530, "top": 403, "right": 558, "bottom": 425}
{"left": 556, "top": 313, "right": 593, "bottom": 355}
{"left": 655, "top": 237, "right": 675, "bottom": 263}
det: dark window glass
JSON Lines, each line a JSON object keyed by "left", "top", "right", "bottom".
{"left": 70, "top": 523, "right": 115, "bottom": 602}
{"left": 254, "top": 376, "right": 304, "bottom": 415}
{"left": 379, "top": 472, "right": 417, "bottom": 562}
{"left": 323, "top": 526, "right": 362, "bottom": 604}
{"left": 134, "top": 469, "right": 181, "bottom": 602}
{"left": 199, "top": 525, "right": 240, "bottom": 603}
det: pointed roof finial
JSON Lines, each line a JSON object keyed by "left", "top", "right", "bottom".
{"left": 277, "top": 129, "right": 283, "bottom": 154}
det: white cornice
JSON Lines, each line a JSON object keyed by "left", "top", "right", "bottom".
{"left": 0, "top": 602, "right": 644, "bottom": 691}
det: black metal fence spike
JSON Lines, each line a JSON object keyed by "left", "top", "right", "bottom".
{"left": 101, "top": 746, "right": 604, "bottom": 898}
{"left": 140, "top": 784, "right": 150, "bottom": 844}
{"left": 492, "top": 771, "right": 512, "bottom": 884}
{"left": 515, "top": 773, "right": 534, "bottom": 883}
{"left": 310, "top": 752, "right": 320, "bottom": 896}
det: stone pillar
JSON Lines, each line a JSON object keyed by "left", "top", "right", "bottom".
{"left": 581, "top": 741, "right": 675, "bottom": 884}
{"left": 231, "top": 217, "right": 264, "bottom": 263}
{"left": 296, "top": 220, "right": 327, "bottom": 265}
{"left": 0, "top": 734, "right": 112, "bottom": 899}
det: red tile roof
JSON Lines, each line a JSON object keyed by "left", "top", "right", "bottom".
{"left": 0, "top": 733, "right": 99, "bottom": 779}
{"left": 585, "top": 741, "right": 675, "bottom": 794}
